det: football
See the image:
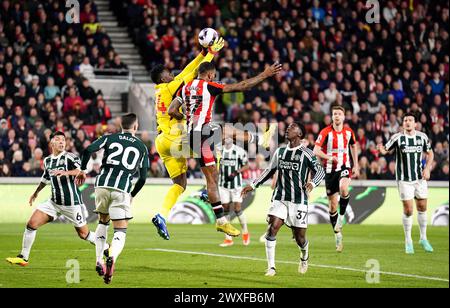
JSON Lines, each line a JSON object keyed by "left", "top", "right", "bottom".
{"left": 198, "top": 28, "right": 218, "bottom": 48}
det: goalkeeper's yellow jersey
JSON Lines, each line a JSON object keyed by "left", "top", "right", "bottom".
{"left": 155, "top": 52, "right": 214, "bottom": 141}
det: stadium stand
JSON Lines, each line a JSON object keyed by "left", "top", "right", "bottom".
{"left": 1, "top": 0, "right": 448, "bottom": 181}
{"left": 0, "top": 0, "right": 131, "bottom": 177}
{"left": 110, "top": 0, "right": 448, "bottom": 180}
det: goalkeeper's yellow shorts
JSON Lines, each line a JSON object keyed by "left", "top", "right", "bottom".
{"left": 155, "top": 133, "right": 188, "bottom": 179}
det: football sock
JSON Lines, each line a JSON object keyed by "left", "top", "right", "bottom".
{"left": 339, "top": 194, "right": 350, "bottom": 215}
{"left": 402, "top": 213, "right": 413, "bottom": 245}
{"left": 83, "top": 231, "right": 96, "bottom": 245}
{"left": 160, "top": 184, "right": 184, "bottom": 219}
{"left": 95, "top": 221, "right": 109, "bottom": 263}
{"left": 329, "top": 211, "right": 338, "bottom": 233}
{"left": 110, "top": 228, "right": 127, "bottom": 261}
{"left": 224, "top": 209, "right": 231, "bottom": 222}
{"left": 20, "top": 225, "right": 36, "bottom": 261}
{"left": 236, "top": 210, "right": 248, "bottom": 233}
{"left": 265, "top": 235, "right": 276, "bottom": 269}
{"left": 417, "top": 211, "right": 428, "bottom": 241}
{"left": 298, "top": 240, "right": 309, "bottom": 260}
{"left": 211, "top": 202, "right": 225, "bottom": 219}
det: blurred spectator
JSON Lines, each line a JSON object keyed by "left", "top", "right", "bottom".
{"left": 0, "top": 0, "right": 122, "bottom": 178}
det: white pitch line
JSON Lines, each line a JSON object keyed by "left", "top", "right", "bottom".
{"left": 145, "top": 248, "right": 449, "bottom": 283}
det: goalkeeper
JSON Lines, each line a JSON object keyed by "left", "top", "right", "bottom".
{"left": 149, "top": 38, "right": 225, "bottom": 240}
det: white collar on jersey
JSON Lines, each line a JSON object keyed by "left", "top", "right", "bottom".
{"left": 223, "top": 145, "right": 235, "bottom": 152}
{"left": 51, "top": 151, "right": 66, "bottom": 159}
{"left": 286, "top": 143, "right": 303, "bottom": 151}
{"left": 403, "top": 130, "right": 417, "bottom": 138}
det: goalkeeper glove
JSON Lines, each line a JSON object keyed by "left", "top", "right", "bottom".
{"left": 208, "top": 37, "right": 225, "bottom": 55}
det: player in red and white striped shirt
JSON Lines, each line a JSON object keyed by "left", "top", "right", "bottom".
{"left": 169, "top": 61, "right": 282, "bottom": 237}
{"left": 313, "top": 105, "right": 359, "bottom": 252}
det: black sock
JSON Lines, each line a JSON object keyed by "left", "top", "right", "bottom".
{"left": 339, "top": 195, "right": 350, "bottom": 215}
{"left": 329, "top": 211, "right": 338, "bottom": 233}
{"left": 211, "top": 202, "right": 225, "bottom": 219}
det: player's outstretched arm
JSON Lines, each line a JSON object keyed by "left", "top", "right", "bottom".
{"left": 242, "top": 148, "right": 280, "bottom": 198}
{"left": 168, "top": 97, "right": 184, "bottom": 120}
{"left": 175, "top": 38, "right": 224, "bottom": 82}
{"left": 80, "top": 135, "right": 108, "bottom": 171}
{"left": 222, "top": 62, "right": 282, "bottom": 93}
{"left": 173, "top": 38, "right": 225, "bottom": 87}
{"left": 376, "top": 143, "right": 392, "bottom": 155}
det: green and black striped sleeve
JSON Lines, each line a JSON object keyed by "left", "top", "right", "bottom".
{"left": 80, "top": 135, "right": 108, "bottom": 171}
{"left": 304, "top": 148, "right": 325, "bottom": 187}
{"left": 40, "top": 157, "right": 51, "bottom": 185}
{"left": 131, "top": 146, "right": 150, "bottom": 197}
{"left": 67, "top": 153, "right": 81, "bottom": 171}
{"left": 251, "top": 148, "right": 279, "bottom": 189}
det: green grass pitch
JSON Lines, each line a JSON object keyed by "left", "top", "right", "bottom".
{"left": 0, "top": 223, "right": 448, "bottom": 288}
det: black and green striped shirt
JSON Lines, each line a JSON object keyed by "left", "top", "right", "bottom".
{"left": 81, "top": 132, "right": 150, "bottom": 193}
{"left": 385, "top": 131, "right": 432, "bottom": 182}
{"left": 41, "top": 152, "right": 83, "bottom": 206}
{"left": 252, "top": 145, "right": 325, "bottom": 205}
{"left": 219, "top": 145, "right": 248, "bottom": 189}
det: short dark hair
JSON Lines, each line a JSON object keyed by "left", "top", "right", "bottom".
{"left": 198, "top": 62, "right": 216, "bottom": 75}
{"left": 150, "top": 64, "right": 166, "bottom": 84}
{"left": 50, "top": 131, "right": 65, "bottom": 140}
{"left": 403, "top": 112, "right": 417, "bottom": 122}
{"left": 121, "top": 113, "right": 138, "bottom": 129}
{"left": 294, "top": 122, "right": 306, "bottom": 138}
{"left": 331, "top": 105, "right": 345, "bottom": 113}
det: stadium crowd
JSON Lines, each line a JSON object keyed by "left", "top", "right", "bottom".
{"left": 113, "top": 0, "right": 448, "bottom": 180}
{"left": 1, "top": 0, "right": 449, "bottom": 182}
{"left": 0, "top": 0, "right": 130, "bottom": 177}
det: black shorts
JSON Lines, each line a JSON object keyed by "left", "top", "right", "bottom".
{"left": 188, "top": 123, "right": 222, "bottom": 167}
{"left": 325, "top": 168, "right": 352, "bottom": 196}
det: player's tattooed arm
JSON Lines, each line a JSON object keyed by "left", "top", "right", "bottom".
{"left": 222, "top": 62, "right": 282, "bottom": 93}
{"left": 168, "top": 96, "right": 185, "bottom": 120}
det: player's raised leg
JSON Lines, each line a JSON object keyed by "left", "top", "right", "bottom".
{"left": 328, "top": 194, "right": 343, "bottom": 252}
{"left": 152, "top": 134, "right": 188, "bottom": 240}
{"left": 219, "top": 202, "right": 234, "bottom": 247}
{"left": 152, "top": 174, "right": 186, "bottom": 240}
{"left": 74, "top": 224, "right": 95, "bottom": 245}
{"left": 335, "top": 177, "right": 351, "bottom": 232}
{"left": 6, "top": 209, "right": 50, "bottom": 266}
{"left": 416, "top": 197, "right": 433, "bottom": 252}
{"left": 202, "top": 165, "right": 240, "bottom": 237}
